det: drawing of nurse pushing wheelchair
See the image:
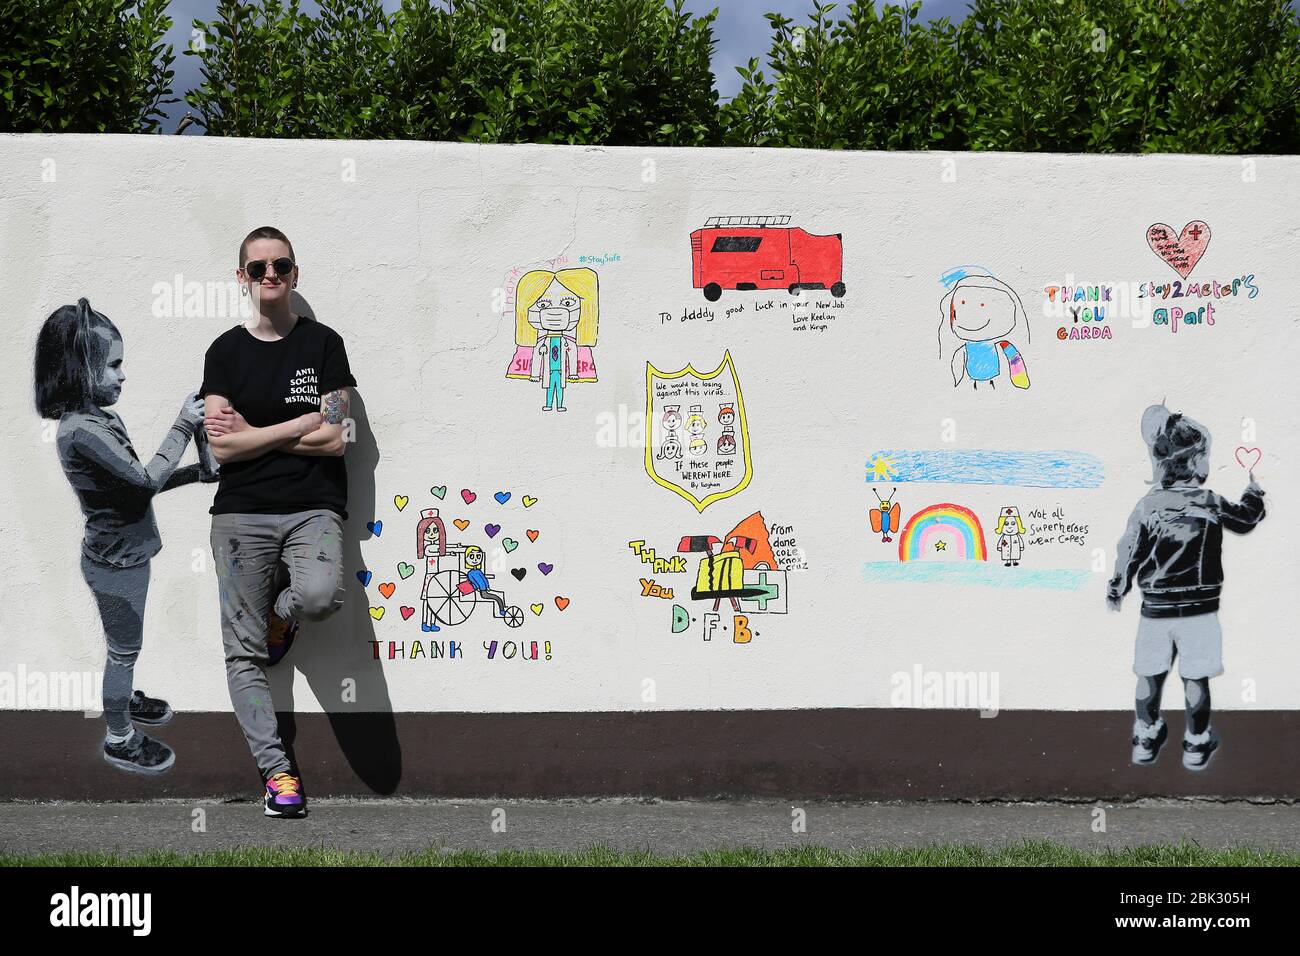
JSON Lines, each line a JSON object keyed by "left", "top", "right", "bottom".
{"left": 416, "top": 509, "right": 524, "bottom": 630}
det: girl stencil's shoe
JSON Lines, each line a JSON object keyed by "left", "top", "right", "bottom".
{"left": 103, "top": 731, "right": 176, "bottom": 775}
{"left": 129, "top": 689, "right": 173, "bottom": 725}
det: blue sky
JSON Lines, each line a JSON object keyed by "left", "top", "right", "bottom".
{"left": 161, "top": 0, "right": 975, "bottom": 131}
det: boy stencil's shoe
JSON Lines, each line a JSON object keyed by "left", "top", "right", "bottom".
{"left": 264, "top": 772, "right": 307, "bottom": 818}
{"left": 1131, "top": 717, "right": 1168, "bottom": 765}
{"left": 104, "top": 731, "right": 176, "bottom": 775}
{"left": 129, "top": 689, "right": 173, "bottom": 726}
{"left": 1183, "top": 727, "right": 1220, "bottom": 771}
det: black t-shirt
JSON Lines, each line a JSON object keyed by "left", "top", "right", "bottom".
{"left": 199, "top": 317, "right": 357, "bottom": 518}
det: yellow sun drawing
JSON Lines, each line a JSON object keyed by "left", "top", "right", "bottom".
{"left": 868, "top": 455, "right": 897, "bottom": 482}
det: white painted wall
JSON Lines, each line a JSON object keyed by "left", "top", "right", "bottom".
{"left": 1, "top": 134, "right": 1296, "bottom": 714}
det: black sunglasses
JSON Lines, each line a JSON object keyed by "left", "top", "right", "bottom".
{"left": 243, "top": 257, "right": 295, "bottom": 280}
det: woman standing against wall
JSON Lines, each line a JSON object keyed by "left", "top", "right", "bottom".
{"left": 200, "top": 226, "right": 357, "bottom": 818}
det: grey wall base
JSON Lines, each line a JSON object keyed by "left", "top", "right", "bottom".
{"left": 3, "top": 710, "right": 1296, "bottom": 801}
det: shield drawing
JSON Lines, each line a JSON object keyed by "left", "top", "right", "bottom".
{"left": 645, "top": 350, "right": 753, "bottom": 512}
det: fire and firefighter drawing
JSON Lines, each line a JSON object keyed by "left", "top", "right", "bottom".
{"left": 690, "top": 215, "right": 844, "bottom": 301}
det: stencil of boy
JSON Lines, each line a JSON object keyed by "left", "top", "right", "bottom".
{"left": 1107, "top": 404, "right": 1266, "bottom": 771}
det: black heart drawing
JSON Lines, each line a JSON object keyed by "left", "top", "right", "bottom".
{"left": 511, "top": 568, "right": 527, "bottom": 581}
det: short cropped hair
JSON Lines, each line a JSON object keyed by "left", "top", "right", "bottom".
{"left": 238, "top": 226, "right": 296, "bottom": 267}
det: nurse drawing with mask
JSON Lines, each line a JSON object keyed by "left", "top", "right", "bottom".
{"left": 505, "top": 267, "right": 599, "bottom": 412}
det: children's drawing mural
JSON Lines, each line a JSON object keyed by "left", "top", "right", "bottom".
{"left": 645, "top": 351, "right": 753, "bottom": 512}
{"left": 938, "top": 270, "right": 1030, "bottom": 390}
{"left": 4, "top": 139, "right": 1296, "bottom": 800}
{"left": 1147, "top": 221, "right": 1211, "bottom": 279}
{"left": 690, "top": 216, "right": 844, "bottom": 301}
{"left": 505, "top": 267, "right": 599, "bottom": 412}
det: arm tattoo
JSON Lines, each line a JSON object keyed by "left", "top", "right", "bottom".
{"left": 322, "top": 387, "right": 349, "bottom": 425}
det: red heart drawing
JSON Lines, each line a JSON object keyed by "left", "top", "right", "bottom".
{"left": 399, "top": 605, "right": 415, "bottom": 620}
{"left": 378, "top": 582, "right": 396, "bottom": 599}
{"left": 526, "top": 529, "right": 539, "bottom": 542}
{"left": 461, "top": 488, "right": 477, "bottom": 504}
{"left": 1235, "top": 446, "right": 1262, "bottom": 470}
{"left": 555, "top": 596, "right": 570, "bottom": 611}
{"left": 1146, "top": 221, "right": 1211, "bottom": 279}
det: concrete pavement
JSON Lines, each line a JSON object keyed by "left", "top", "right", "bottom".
{"left": 2, "top": 798, "right": 1298, "bottom": 858}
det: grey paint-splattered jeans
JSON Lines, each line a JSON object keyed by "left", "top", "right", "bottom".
{"left": 210, "top": 509, "right": 346, "bottom": 778}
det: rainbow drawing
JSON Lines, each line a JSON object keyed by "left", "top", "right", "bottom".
{"left": 898, "top": 503, "right": 987, "bottom": 562}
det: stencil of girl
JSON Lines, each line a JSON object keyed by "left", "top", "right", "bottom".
{"left": 505, "top": 268, "right": 599, "bottom": 412}
{"left": 939, "top": 275, "right": 1031, "bottom": 390}
{"left": 994, "top": 506, "right": 1026, "bottom": 566}
{"left": 717, "top": 426, "right": 737, "bottom": 457}
{"left": 35, "top": 298, "right": 218, "bottom": 775}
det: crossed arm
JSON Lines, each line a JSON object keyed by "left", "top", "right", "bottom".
{"left": 203, "top": 388, "right": 350, "bottom": 464}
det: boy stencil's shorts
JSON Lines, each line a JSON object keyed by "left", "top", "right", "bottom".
{"left": 1133, "top": 612, "right": 1224, "bottom": 680}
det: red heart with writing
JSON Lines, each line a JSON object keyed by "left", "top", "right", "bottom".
{"left": 399, "top": 605, "right": 415, "bottom": 620}
{"left": 1146, "top": 221, "right": 1211, "bottom": 279}
{"left": 378, "top": 582, "right": 396, "bottom": 599}
{"left": 1235, "top": 446, "right": 1262, "bottom": 470}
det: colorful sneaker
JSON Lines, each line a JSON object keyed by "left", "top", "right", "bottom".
{"left": 104, "top": 731, "right": 175, "bottom": 775}
{"left": 1182, "top": 727, "right": 1220, "bottom": 771}
{"left": 129, "top": 689, "right": 173, "bottom": 726}
{"left": 1131, "top": 717, "right": 1167, "bottom": 765}
{"left": 267, "top": 612, "right": 299, "bottom": 667}
{"left": 264, "top": 772, "right": 307, "bottom": 817}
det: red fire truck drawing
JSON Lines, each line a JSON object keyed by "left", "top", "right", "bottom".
{"left": 690, "top": 215, "right": 845, "bottom": 302}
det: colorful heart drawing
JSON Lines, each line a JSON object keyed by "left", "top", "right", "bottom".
{"left": 356, "top": 570, "right": 373, "bottom": 587}
{"left": 537, "top": 562, "right": 553, "bottom": 576}
{"left": 397, "top": 562, "right": 415, "bottom": 580}
{"left": 1235, "top": 446, "right": 1262, "bottom": 470}
{"left": 394, "top": 494, "right": 409, "bottom": 512}
{"left": 461, "top": 489, "right": 477, "bottom": 505}
{"left": 369, "top": 606, "right": 385, "bottom": 621}
{"left": 511, "top": 568, "right": 527, "bottom": 581}
{"left": 530, "top": 603, "right": 544, "bottom": 616}
{"left": 399, "top": 605, "right": 415, "bottom": 621}
{"left": 522, "top": 496, "right": 538, "bottom": 508}
{"left": 526, "top": 529, "right": 540, "bottom": 543}
{"left": 502, "top": 538, "right": 518, "bottom": 553}
{"left": 1146, "top": 221, "right": 1211, "bottom": 279}
{"left": 430, "top": 485, "right": 447, "bottom": 499}
{"left": 494, "top": 491, "right": 511, "bottom": 505}
{"left": 378, "top": 582, "right": 396, "bottom": 599}
{"left": 555, "top": 596, "right": 570, "bottom": 611}
{"left": 485, "top": 523, "right": 501, "bottom": 538}
{"left": 367, "top": 519, "right": 383, "bottom": 537}
{"left": 453, "top": 518, "right": 470, "bottom": 531}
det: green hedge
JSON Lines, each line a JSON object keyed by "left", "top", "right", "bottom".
{"left": 2, "top": 0, "right": 1297, "bottom": 152}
